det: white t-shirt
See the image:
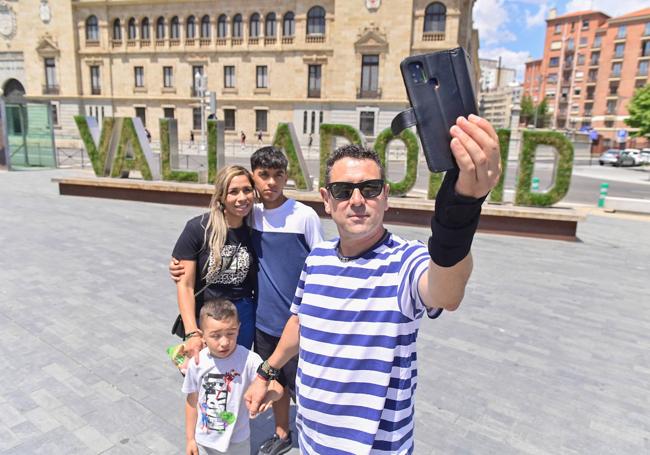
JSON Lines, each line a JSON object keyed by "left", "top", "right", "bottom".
{"left": 182, "top": 346, "right": 262, "bottom": 452}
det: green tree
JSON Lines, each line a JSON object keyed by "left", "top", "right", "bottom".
{"left": 625, "top": 84, "right": 650, "bottom": 137}
{"left": 535, "top": 97, "right": 549, "bottom": 128}
{"left": 520, "top": 94, "right": 535, "bottom": 125}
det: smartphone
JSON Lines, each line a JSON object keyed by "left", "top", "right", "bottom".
{"left": 397, "top": 48, "right": 478, "bottom": 172}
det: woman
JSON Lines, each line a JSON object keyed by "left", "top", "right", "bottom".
{"left": 173, "top": 165, "right": 257, "bottom": 361}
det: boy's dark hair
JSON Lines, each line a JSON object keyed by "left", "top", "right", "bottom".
{"left": 199, "top": 298, "right": 239, "bottom": 328}
{"left": 325, "top": 144, "right": 385, "bottom": 184}
{"left": 250, "top": 146, "right": 288, "bottom": 171}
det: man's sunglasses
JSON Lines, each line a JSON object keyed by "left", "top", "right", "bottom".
{"left": 326, "top": 179, "right": 385, "bottom": 200}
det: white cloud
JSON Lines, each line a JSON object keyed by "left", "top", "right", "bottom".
{"left": 564, "top": 0, "right": 642, "bottom": 17}
{"left": 525, "top": 5, "right": 548, "bottom": 27}
{"left": 473, "top": 0, "right": 516, "bottom": 45}
{"left": 478, "top": 47, "right": 533, "bottom": 81}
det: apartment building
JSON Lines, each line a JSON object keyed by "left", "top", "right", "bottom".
{"left": 523, "top": 7, "right": 650, "bottom": 147}
{"left": 0, "top": 0, "right": 480, "bottom": 150}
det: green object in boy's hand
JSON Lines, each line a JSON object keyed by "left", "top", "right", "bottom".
{"left": 166, "top": 343, "right": 189, "bottom": 375}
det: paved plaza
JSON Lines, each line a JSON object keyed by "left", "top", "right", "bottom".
{"left": 1, "top": 168, "right": 649, "bottom": 454}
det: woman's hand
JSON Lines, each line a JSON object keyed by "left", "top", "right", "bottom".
{"left": 186, "top": 439, "right": 198, "bottom": 455}
{"left": 184, "top": 335, "right": 204, "bottom": 365}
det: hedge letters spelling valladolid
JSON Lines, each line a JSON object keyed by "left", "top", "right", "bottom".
{"left": 76, "top": 117, "right": 574, "bottom": 207}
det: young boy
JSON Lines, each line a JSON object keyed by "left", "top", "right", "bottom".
{"left": 182, "top": 299, "right": 281, "bottom": 455}
{"left": 173, "top": 147, "right": 323, "bottom": 455}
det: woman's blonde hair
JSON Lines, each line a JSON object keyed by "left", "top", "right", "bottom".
{"left": 203, "top": 165, "right": 255, "bottom": 274}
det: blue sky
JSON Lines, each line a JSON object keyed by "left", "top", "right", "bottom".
{"left": 473, "top": 0, "right": 644, "bottom": 80}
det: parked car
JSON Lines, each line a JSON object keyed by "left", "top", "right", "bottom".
{"left": 640, "top": 148, "right": 650, "bottom": 165}
{"left": 623, "top": 148, "right": 642, "bottom": 165}
{"left": 599, "top": 149, "right": 622, "bottom": 166}
{"left": 616, "top": 151, "right": 636, "bottom": 167}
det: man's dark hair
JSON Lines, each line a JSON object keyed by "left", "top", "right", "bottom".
{"left": 199, "top": 298, "right": 239, "bottom": 328}
{"left": 250, "top": 146, "right": 288, "bottom": 171}
{"left": 325, "top": 144, "right": 385, "bottom": 184}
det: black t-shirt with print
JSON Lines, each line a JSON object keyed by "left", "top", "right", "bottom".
{"left": 173, "top": 213, "right": 256, "bottom": 312}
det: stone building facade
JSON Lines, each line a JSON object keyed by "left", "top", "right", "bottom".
{"left": 1, "top": 0, "right": 480, "bottom": 150}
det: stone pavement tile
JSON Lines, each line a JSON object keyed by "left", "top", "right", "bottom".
{"left": 24, "top": 406, "right": 62, "bottom": 433}
{"left": 28, "top": 388, "right": 64, "bottom": 410}
{"left": 1, "top": 427, "right": 89, "bottom": 455}
{"left": 0, "top": 402, "right": 27, "bottom": 428}
{"left": 74, "top": 424, "right": 114, "bottom": 453}
{"left": 50, "top": 404, "right": 88, "bottom": 432}
{"left": 0, "top": 425, "right": 19, "bottom": 452}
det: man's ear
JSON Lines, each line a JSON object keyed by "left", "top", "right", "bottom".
{"left": 320, "top": 187, "right": 332, "bottom": 215}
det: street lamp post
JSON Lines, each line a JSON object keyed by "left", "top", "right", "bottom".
{"left": 194, "top": 71, "right": 208, "bottom": 152}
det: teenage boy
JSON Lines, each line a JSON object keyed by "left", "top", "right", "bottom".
{"left": 182, "top": 298, "right": 282, "bottom": 455}
{"left": 172, "top": 147, "right": 323, "bottom": 455}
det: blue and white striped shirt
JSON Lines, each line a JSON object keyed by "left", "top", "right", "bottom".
{"left": 290, "top": 232, "right": 441, "bottom": 454}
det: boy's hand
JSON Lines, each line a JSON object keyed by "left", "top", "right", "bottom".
{"left": 169, "top": 257, "right": 185, "bottom": 282}
{"left": 244, "top": 376, "right": 271, "bottom": 418}
{"left": 449, "top": 114, "right": 501, "bottom": 198}
{"left": 258, "top": 380, "right": 284, "bottom": 414}
{"left": 186, "top": 439, "right": 198, "bottom": 455}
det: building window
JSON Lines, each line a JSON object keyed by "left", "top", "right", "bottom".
{"left": 265, "top": 13, "right": 276, "bottom": 37}
{"left": 192, "top": 107, "right": 201, "bottom": 130}
{"left": 592, "top": 35, "right": 601, "bottom": 48}
{"left": 554, "top": 23, "right": 561, "bottom": 34}
{"left": 134, "top": 66, "right": 144, "bottom": 87}
{"left": 588, "top": 69, "right": 597, "bottom": 81}
{"left": 186, "top": 16, "right": 196, "bottom": 38}
{"left": 616, "top": 26, "right": 626, "bottom": 39}
{"left": 201, "top": 15, "right": 210, "bottom": 38}
{"left": 611, "top": 62, "right": 622, "bottom": 77}
{"left": 642, "top": 40, "right": 650, "bottom": 57}
{"left": 586, "top": 86, "right": 595, "bottom": 100}
{"left": 250, "top": 13, "right": 260, "bottom": 37}
{"left": 606, "top": 100, "right": 616, "bottom": 114}
{"left": 90, "top": 65, "right": 101, "bottom": 95}
{"left": 424, "top": 2, "right": 446, "bottom": 33}
{"left": 645, "top": 22, "right": 650, "bottom": 36}
{"left": 163, "top": 66, "right": 174, "bottom": 88}
{"left": 135, "top": 107, "right": 146, "bottom": 126}
{"left": 360, "top": 55, "right": 379, "bottom": 97}
{"left": 577, "top": 54, "right": 585, "bottom": 65}
{"left": 638, "top": 60, "right": 649, "bottom": 76}
{"left": 128, "top": 18, "right": 137, "bottom": 40}
{"left": 283, "top": 12, "right": 295, "bottom": 36}
{"left": 303, "top": 111, "right": 308, "bottom": 134}
{"left": 164, "top": 107, "right": 175, "bottom": 118}
{"left": 614, "top": 43, "right": 625, "bottom": 58}
{"left": 310, "top": 111, "right": 316, "bottom": 134}
{"left": 590, "top": 52, "right": 599, "bottom": 65}
{"left": 608, "top": 81, "right": 618, "bottom": 96}
{"left": 156, "top": 17, "right": 165, "bottom": 39}
{"left": 582, "top": 19, "right": 589, "bottom": 30}
{"left": 232, "top": 14, "right": 242, "bottom": 38}
{"left": 256, "top": 66, "right": 268, "bottom": 88}
{"left": 575, "top": 70, "right": 584, "bottom": 80}
{"left": 141, "top": 18, "right": 150, "bottom": 40}
{"left": 44, "top": 58, "right": 57, "bottom": 91}
{"left": 307, "top": 6, "right": 326, "bottom": 35}
{"left": 359, "top": 111, "right": 375, "bottom": 136}
{"left": 547, "top": 73, "right": 557, "bottom": 83}
{"left": 567, "top": 38, "right": 574, "bottom": 50}
{"left": 224, "top": 66, "right": 235, "bottom": 88}
{"left": 550, "top": 41, "right": 561, "bottom": 50}
{"left": 579, "top": 37, "right": 587, "bottom": 47}
{"left": 217, "top": 15, "right": 227, "bottom": 38}
{"left": 170, "top": 16, "right": 180, "bottom": 39}
{"left": 86, "top": 15, "right": 99, "bottom": 41}
{"left": 255, "top": 110, "right": 268, "bottom": 132}
{"left": 113, "top": 19, "right": 122, "bottom": 40}
{"left": 224, "top": 109, "right": 235, "bottom": 130}
{"left": 549, "top": 57, "right": 559, "bottom": 67}
{"left": 574, "top": 87, "right": 581, "bottom": 96}
{"left": 636, "top": 79, "right": 647, "bottom": 89}
{"left": 584, "top": 103, "right": 593, "bottom": 115}
{"left": 308, "top": 64, "right": 321, "bottom": 98}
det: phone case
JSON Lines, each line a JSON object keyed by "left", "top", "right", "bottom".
{"left": 391, "top": 47, "right": 478, "bottom": 172}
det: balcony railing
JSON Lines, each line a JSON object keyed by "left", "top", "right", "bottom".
{"left": 86, "top": 39, "right": 100, "bottom": 47}
{"left": 306, "top": 34, "right": 325, "bottom": 43}
{"left": 282, "top": 36, "right": 294, "bottom": 44}
{"left": 42, "top": 84, "right": 59, "bottom": 95}
{"left": 422, "top": 32, "right": 445, "bottom": 42}
{"left": 357, "top": 88, "right": 382, "bottom": 99}
{"left": 216, "top": 38, "right": 227, "bottom": 46}
{"left": 140, "top": 39, "right": 151, "bottom": 47}
{"left": 155, "top": 38, "right": 165, "bottom": 46}
{"left": 185, "top": 38, "right": 195, "bottom": 46}
{"left": 111, "top": 39, "right": 122, "bottom": 48}
{"left": 199, "top": 38, "right": 211, "bottom": 46}
{"left": 169, "top": 38, "right": 180, "bottom": 47}
{"left": 232, "top": 37, "right": 243, "bottom": 45}
{"left": 264, "top": 37, "right": 277, "bottom": 45}
{"left": 249, "top": 37, "right": 260, "bottom": 45}
{"left": 127, "top": 39, "right": 137, "bottom": 47}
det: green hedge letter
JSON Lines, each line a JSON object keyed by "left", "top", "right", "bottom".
{"left": 489, "top": 129, "right": 511, "bottom": 203}
{"left": 515, "top": 130, "right": 573, "bottom": 207}
{"left": 110, "top": 118, "right": 156, "bottom": 180}
{"left": 318, "top": 124, "right": 364, "bottom": 188}
{"left": 273, "top": 123, "right": 311, "bottom": 190}
{"left": 374, "top": 127, "right": 419, "bottom": 197}
{"left": 160, "top": 118, "right": 199, "bottom": 182}
{"left": 74, "top": 116, "right": 114, "bottom": 177}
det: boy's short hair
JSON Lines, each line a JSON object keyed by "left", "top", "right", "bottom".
{"left": 250, "top": 146, "right": 288, "bottom": 171}
{"left": 199, "top": 299, "right": 239, "bottom": 328}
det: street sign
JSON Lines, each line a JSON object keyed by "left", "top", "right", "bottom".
{"left": 589, "top": 130, "right": 598, "bottom": 142}
{"left": 616, "top": 129, "right": 627, "bottom": 143}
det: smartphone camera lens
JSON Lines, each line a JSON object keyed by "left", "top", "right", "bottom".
{"left": 408, "top": 62, "right": 426, "bottom": 84}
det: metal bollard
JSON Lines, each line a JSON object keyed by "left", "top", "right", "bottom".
{"left": 532, "top": 177, "right": 540, "bottom": 192}
{"left": 598, "top": 182, "right": 609, "bottom": 208}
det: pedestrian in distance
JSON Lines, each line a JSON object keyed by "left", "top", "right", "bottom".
{"left": 245, "top": 114, "right": 502, "bottom": 454}
{"left": 182, "top": 298, "right": 282, "bottom": 455}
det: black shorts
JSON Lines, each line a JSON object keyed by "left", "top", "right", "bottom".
{"left": 254, "top": 328, "right": 298, "bottom": 393}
